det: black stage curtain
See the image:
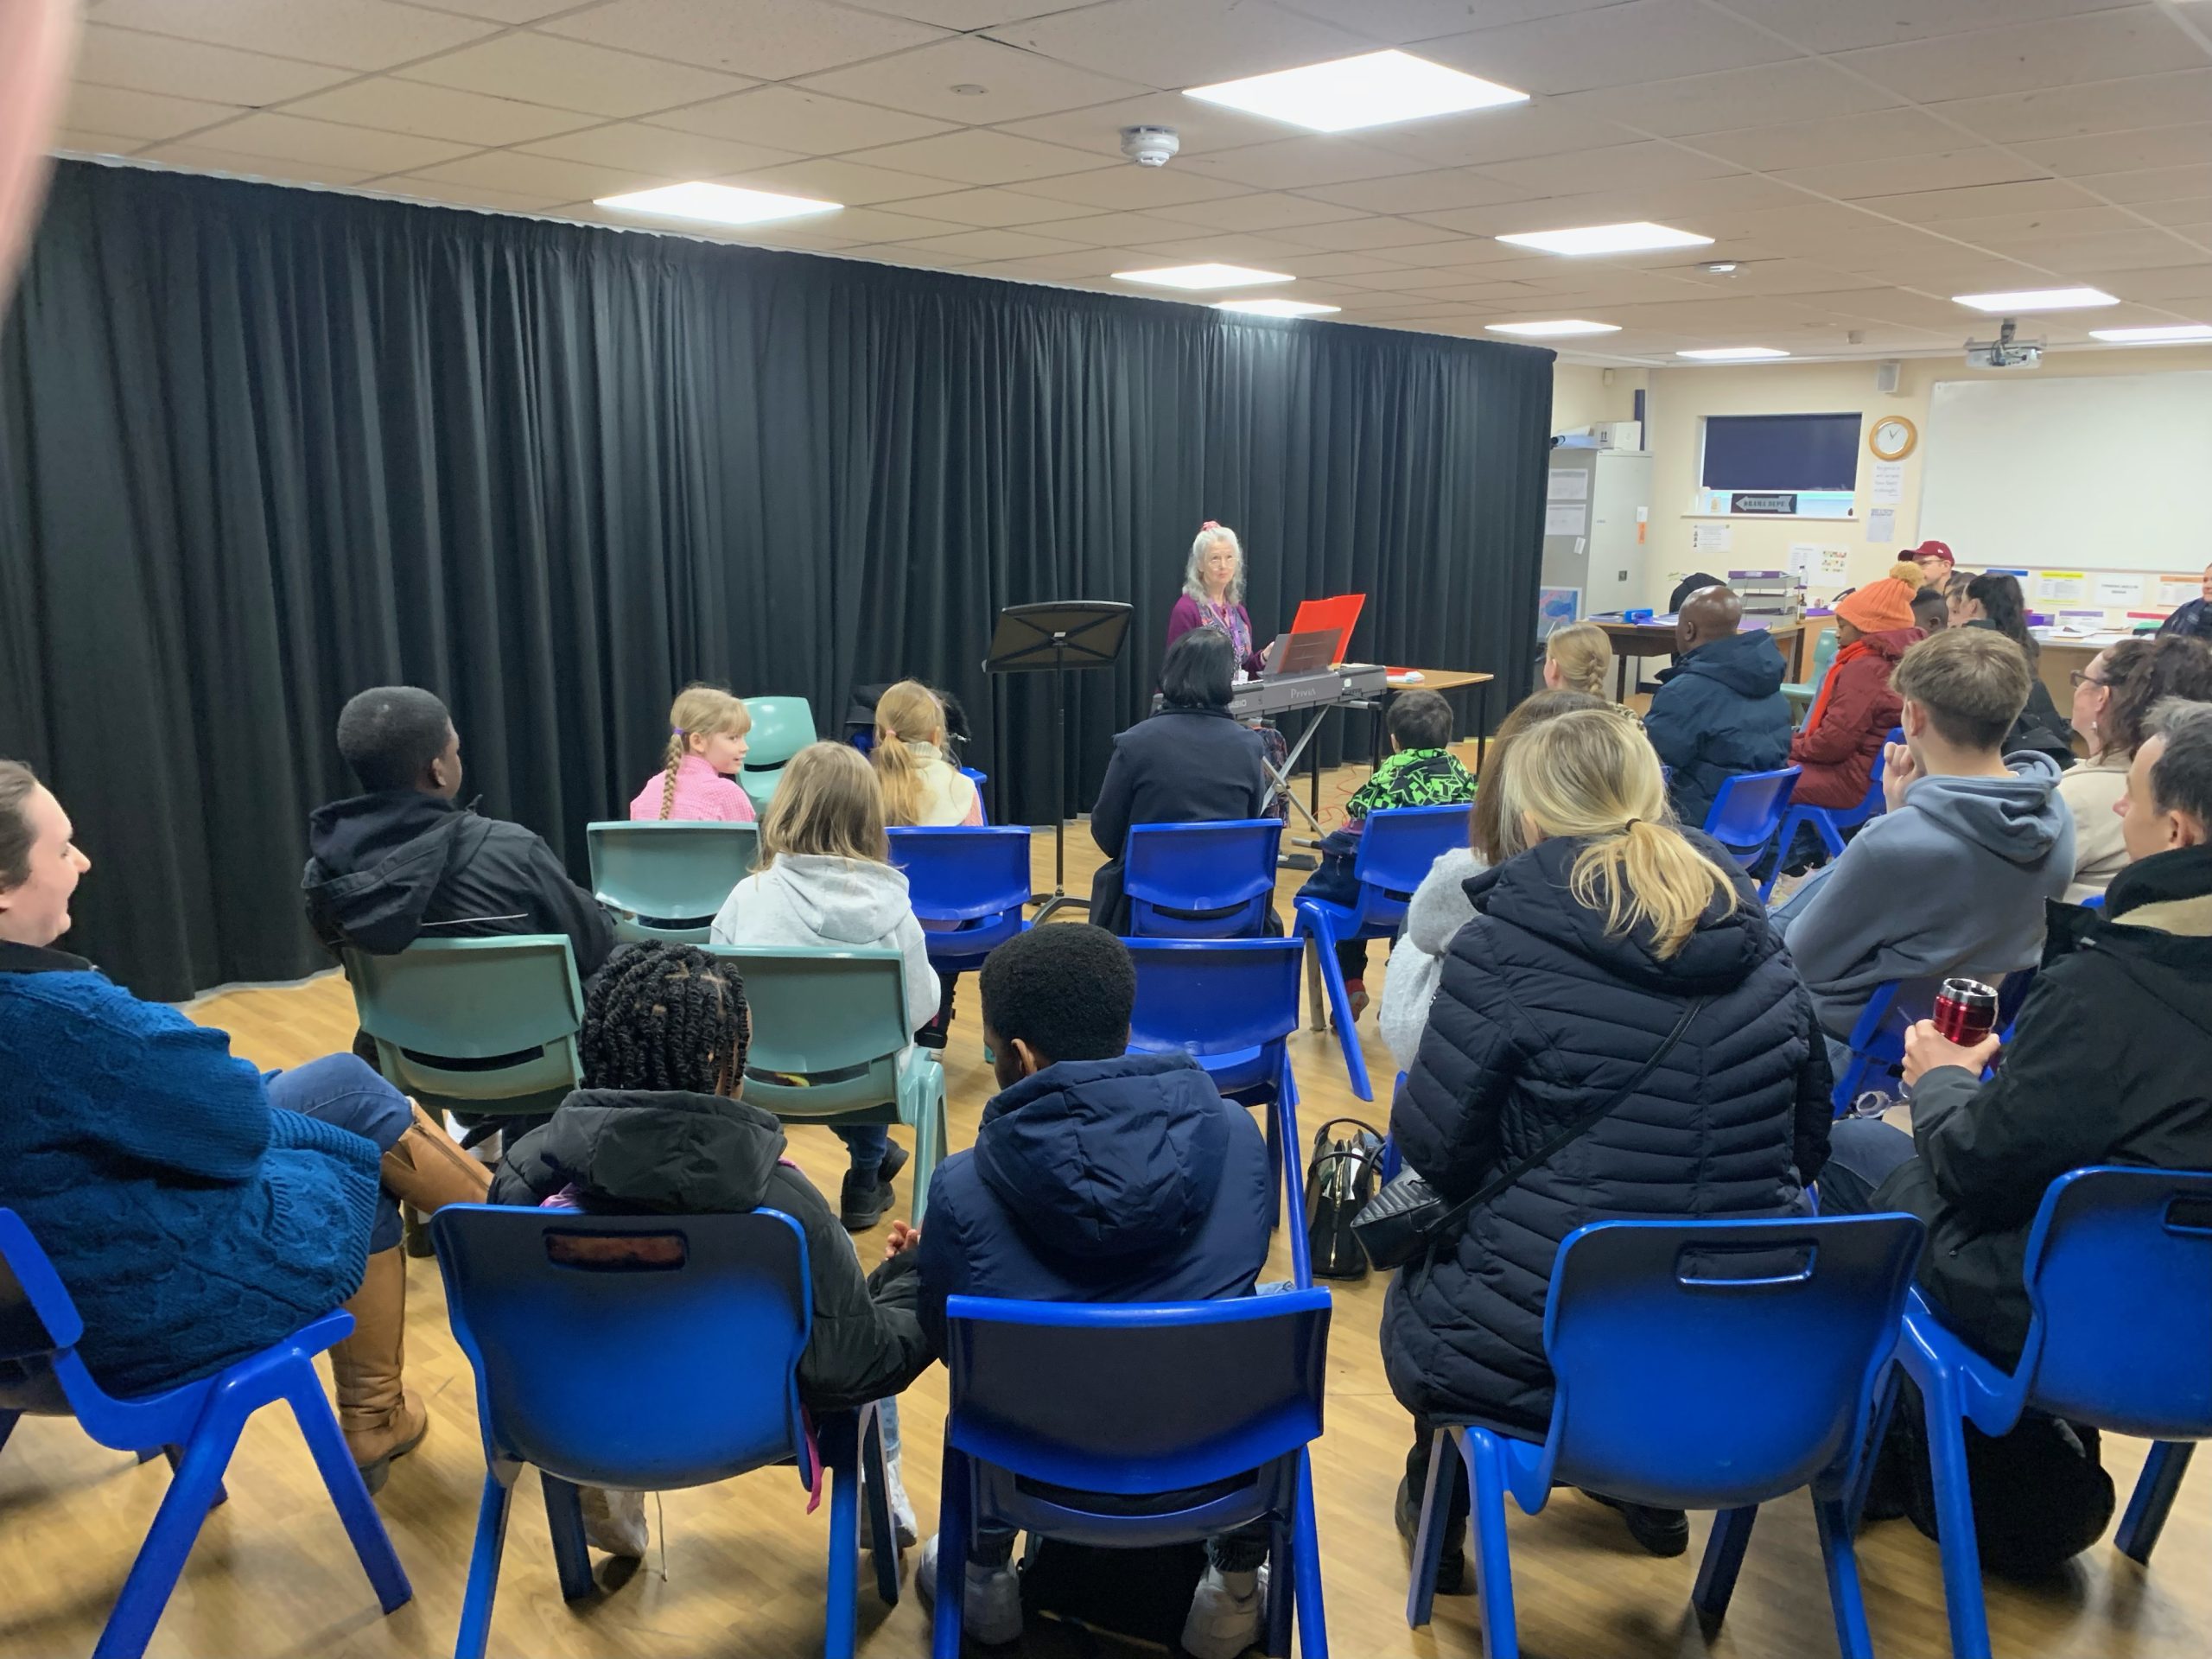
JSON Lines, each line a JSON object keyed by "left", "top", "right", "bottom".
{"left": 0, "top": 162, "right": 1553, "bottom": 1001}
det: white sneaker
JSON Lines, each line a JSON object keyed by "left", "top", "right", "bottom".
{"left": 577, "top": 1484, "right": 650, "bottom": 1558}
{"left": 916, "top": 1534, "right": 1023, "bottom": 1646}
{"left": 877, "top": 1453, "right": 919, "bottom": 1549}
{"left": 1181, "top": 1562, "right": 1268, "bottom": 1659}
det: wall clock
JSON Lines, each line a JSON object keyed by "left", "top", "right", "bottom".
{"left": 1870, "top": 415, "right": 1917, "bottom": 461}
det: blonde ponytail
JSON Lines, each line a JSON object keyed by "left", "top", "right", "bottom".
{"left": 1545, "top": 620, "right": 1613, "bottom": 698}
{"left": 870, "top": 680, "right": 945, "bottom": 829}
{"left": 1495, "top": 707, "right": 1735, "bottom": 959}
{"left": 657, "top": 732, "right": 685, "bottom": 820}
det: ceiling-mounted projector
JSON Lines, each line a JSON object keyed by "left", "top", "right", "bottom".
{"left": 1965, "top": 317, "right": 2044, "bottom": 370}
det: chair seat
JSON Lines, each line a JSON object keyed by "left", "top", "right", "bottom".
{"left": 919, "top": 911, "right": 1024, "bottom": 969}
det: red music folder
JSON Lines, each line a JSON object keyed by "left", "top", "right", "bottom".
{"left": 1290, "top": 594, "right": 1364, "bottom": 662}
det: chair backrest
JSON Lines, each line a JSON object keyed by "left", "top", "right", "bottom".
{"left": 586, "top": 820, "right": 756, "bottom": 925}
{"left": 344, "top": 937, "right": 584, "bottom": 1105}
{"left": 0, "top": 1208, "right": 81, "bottom": 1370}
{"left": 741, "top": 696, "right": 817, "bottom": 772}
{"left": 706, "top": 946, "right": 910, "bottom": 1116}
{"left": 887, "top": 825, "right": 1031, "bottom": 924}
{"left": 1124, "top": 938, "right": 1303, "bottom": 1059}
{"left": 1702, "top": 766, "right": 1802, "bottom": 855}
{"left": 943, "top": 1291, "right": 1332, "bottom": 1495}
{"left": 1809, "top": 624, "right": 1840, "bottom": 683}
{"left": 432, "top": 1205, "right": 812, "bottom": 1489}
{"left": 1124, "top": 820, "right": 1283, "bottom": 936}
{"left": 958, "top": 766, "right": 991, "bottom": 824}
{"left": 2016, "top": 1167, "right": 2212, "bottom": 1438}
{"left": 1540, "top": 1216, "right": 1924, "bottom": 1510}
{"left": 1349, "top": 804, "right": 1471, "bottom": 905}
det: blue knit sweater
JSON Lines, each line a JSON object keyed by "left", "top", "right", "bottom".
{"left": 0, "top": 961, "right": 380, "bottom": 1396}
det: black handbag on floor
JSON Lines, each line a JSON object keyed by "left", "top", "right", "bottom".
{"left": 1352, "top": 996, "right": 1707, "bottom": 1273}
{"left": 1301, "top": 1117, "right": 1388, "bottom": 1281}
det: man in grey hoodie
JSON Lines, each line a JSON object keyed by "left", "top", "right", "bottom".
{"left": 1776, "top": 629, "right": 2074, "bottom": 1055}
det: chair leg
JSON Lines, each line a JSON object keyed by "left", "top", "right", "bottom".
{"left": 1302, "top": 933, "right": 1326, "bottom": 1032}
{"left": 1690, "top": 1505, "right": 1758, "bottom": 1633}
{"left": 1465, "top": 1429, "right": 1521, "bottom": 1659}
{"left": 540, "top": 1475, "right": 594, "bottom": 1601}
{"left": 1265, "top": 1512, "right": 1294, "bottom": 1658}
{"left": 2116, "top": 1440, "right": 2196, "bottom": 1566}
{"left": 93, "top": 1402, "right": 247, "bottom": 1659}
{"left": 1308, "top": 918, "right": 1372, "bottom": 1102}
{"left": 454, "top": 1471, "right": 515, "bottom": 1659}
{"left": 1277, "top": 1064, "right": 1311, "bottom": 1288}
{"left": 158, "top": 1442, "right": 227, "bottom": 1508}
{"left": 1845, "top": 1370, "right": 1900, "bottom": 1537}
{"left": 281, "top": 1367, "right": 411, "bottom": 1612}
{"left": 1917, "top": 1365, "right": 1993, "bottom": 1659}
{"left": 1405, "top": 1425, "right": 1458, "bottom": 1630}
{"left": 821, "top": 1411, "right": 861, "bottom": 1659}
{"left": 861, "top": 1403, "right": 901, "bottom": 1609}
{"left": 1292, "top": 1449, "right": 1329, "bottom": 1659}
{"left": 1263, "top": 1085, "right": 1283, "bottom": 1235}
{"left": 911, "top": 1088, "right": 944, "bottom": 1228}
{"left": 0, "top": 1408, "right": 16, "bottom": 1456}
{"left": 931, "top": 1447, "right": 970, "bottom": 1659}
{"left": 1814, "top": 1492, "right": 1878, "bottom": 1659}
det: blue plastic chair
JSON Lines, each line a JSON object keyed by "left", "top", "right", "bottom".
{"left": 1407, "top": 1214, "right": 1925, "bottom": 1659}
{"left": 934, "top": 1291, "right": 1332, "bottom": 1659}
{"left": 1886, "top": 1167, "right": 2212, "bottom": 1659}
{"left": 1701, "top": 765, "right": 1801, "bottom": 873}
{"left": 431, "top": 1205, "right": 898, "bottom": 1659}
{"left": 959, "top": 766, "right": 990, "bottom": 824}
{"left": 1123, "top": 819, "right": 1284, "bottom": 938}
{"left": 1294, "top": 803, "right": 1471, "bottom": 1101}
{"left": 1768, "top": 726, "right": 1902, "bottom": 892}
{"left": 1123, "top": 938, "right": 1311, "bottom": 1285}
{"left": 708, "top": 946, "right": 948, "bottom": 1223}
{"left": 586, "top": 819, "right": 757, "bottom": 944}
{"left": 887, "top": 825, "right": 1030, "bottom": 976}
{"left": 1827, "top": 970, "right": 2025, "bottom": 1114}
{"left": 740, "top": 696, "right": 818, "bottom": 817}
{"left": 0, "top": 1209, "right": 411, "bottom": 1659}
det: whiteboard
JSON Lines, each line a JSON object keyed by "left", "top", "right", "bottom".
{"left": 1920, "top": 370, "right": 2212, "bottom": 573}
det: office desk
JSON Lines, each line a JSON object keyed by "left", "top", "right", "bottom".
{"left": 1590, "top": 617, "right": 1810, "bottom": 702}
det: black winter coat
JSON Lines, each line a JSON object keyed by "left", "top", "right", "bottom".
{"left": 1086, "top": 708, "right": 1273, "bottom": 932}
{"left": 1382, "top": 835, "right": 1833, "bottom": 1436}
{"left": 491, "top": 1089, "right": 930, "bottom": 1412}
{"left": 1877, "top": 844, "right": 2212, "bottom": 1367}
{"left": 1643, "top": 629, "right": 1794, "bottom": 835}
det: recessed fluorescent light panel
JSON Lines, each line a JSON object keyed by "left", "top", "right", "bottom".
{"left": 1484, "top": 320, "right": 1620, "bottom": 338}
{"left": 1676, "top": 346, "right": 1789, "bottom": 360}
{"left": 2088, "top": 323, "right": 2212, "bottom": 343}
{"left": 1497, "top": 221, "right": 1713, "bottom": 256}
{"left": 1215, "top": 298, "right": 1340, "bottom": 317}
{"left": 1185, "top": 49, "right": 1528, "bottom": 134}
{"left": 1113, "top": 263, "right": 1294, "bottom": 290}
{"left": 594, "top": 181, "right": 841, "bottom": 226}
{"left": 1953, "top": 286, "right": 2116, "bottom": 312}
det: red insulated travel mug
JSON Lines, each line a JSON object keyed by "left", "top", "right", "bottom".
{"left": 1930, "top": 977, "right": 1999, "bottom": 1045}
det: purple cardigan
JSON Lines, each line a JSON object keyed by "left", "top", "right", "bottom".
{"left": 1166, "top": 594, "right": 1268, "bottom": 676}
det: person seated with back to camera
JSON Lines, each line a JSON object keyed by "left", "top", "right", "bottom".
{"left": 1787, "top": 564, "right": 1924, "bottom": 821}
{"left": 1641, "top": 584, "right": 1793, "bottom": 836}
{"left": 2056, "top": 635, "right": 2212, "bottom": 899}
{"left": 1087, "top": 628, "right": 1274, "bottom": 935}
{"left": 631, "top": 684, "right": 755, "bottom": 823}
{"left": 1815, "top": 698, "right": 2212, "bottom": 1575}
{"left": 1774, "top": 629, "right": 2073, "bottom": 1090}
{"left": 873, "top": 924, "right": 1275, "bottom": 1659}
{"left": 490, "top": 940, "right": 931, "bottom": 1560}
{"left": 1541, "top": 618, "right": 1613, "bottom": 699}
{"left": 871, "top": 678, "right": 985, "bottom": 1052}
{"left": 1949, "top": 571, "right": 2075, "bottom": 767}
{"left": 1295, "top": 689, "right": 1476, "bottom": 1024}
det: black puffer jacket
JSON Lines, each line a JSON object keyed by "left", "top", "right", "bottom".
{"left": 1382, "top": 834, "right": 1833, "bottom": 1436}
{"left": 491, "top": 1089, "right": 929, "bottom": 1413}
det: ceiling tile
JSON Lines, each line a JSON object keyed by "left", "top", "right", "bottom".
{"left": 54, "top": 131, "right": 147, "bottom": 158}
{"left": 1266, "top": 215, "right": 1465, "bottom": 252}
{"left": 1287, "top": 168, "right": 1529, "bottom": 215}
{"left": 982, "top": 0, "right": 1372, "bottom": 90}
{"left": 1930, "top": 70, "right": 2212, "bottom": 147}
{"left": 1256, "top": 250, "right": 1428, "bottom": 278}
{"left": 2077, "top": 165, "right": 2212, "bottom": 205}
{"left": 1770, "top": 147, "right": 2050, "bottom": 202}
{"left": 73, "top": 23, "right": 356, "bottom": 106}
{"left": 1691, "top": 108, "right": 1964, "bottom": 174}
{"left": 1940, "top": 204, "right": 2146, "bottom": 243}
{"left": 543, "top": 0, "right": 952, "bottom": 80}
{"left": 715, "top": 156, "right": 969, "bottom": 206}
{"left": 62, "top": 85, "right": 240, "bottom": 144}
{"left": 1852, "top": 176, "right": 2105, "bottom": 222}
{"left": 2092, "top": 262, "right": 2212, "bottom": 302}
{"left": 1834, "top": 9, "right": 2201, "bottom": 104}
{"left": 284, "top": 79, "right": 601, "bottom": 148}
{"left": 805, "top": 204, "right": 990, "bottom": 240}
{"left": 91, "top": 0, "right": 497, "bottom": 72}
{"left": 842, "top": 1, "right": 1097, "bottom": 29}
{"left": 175, "top": 111, "right": 480, "bottom": 174}
{"left": 893, "top": 187, "right": 1112, "bottom": 227}
{"left": 1013, "top": 210, "right": 1225, "bottom": 247}
{"left": 1117, "top": 230, "right": 1324, "bottom": 263}
{"left": 993, "top": 92, "right": 1305, "bottom": 160}
{"left": 893, "top": 226, "right": 1102, "bottom": 261}
{"left": 645, "top": 86, "right": 956, "bottom": 153}
{"left": 2129, "top": 195, "right": 2212, "bottom": 226}
{"left": 2016, "top": 125, "right": 2212, "bottom": 181}
{"left": 845, "top": 129, "right": 1118, "bottom": 185}
{"left": 1421, "top": 0, "right": 1801, "bottom": 97}
{"left": 1713, "top": 0, "right": 2142, "bottom": 58}
{"left": 1360, "top": 100, "right": 1640, "bottom": 168}
{"left": 398, "top": 35, "right": 755, "bottom": 121}
{"left": 1181, "top": 137, "right": 1434, "bottom": 191}
{"left": 405, "top": 0, "right": 582, "bottom": 18}
{"left": 131, "top": 143, "right": 383, "bottom": 188}
{"left": 795, "top": 36, "right": 1149, "bottom": 125}
{"left": 1545, "top": 58, "right": 1904, "bottom": 139}
{"left": 1477, "top": 140, "right": 1745, "bottom": 196}
{"left": 365, "top": 178, "right": 573, "bottom": 215}
{"left": 1269, "top": 1, "right": 1624, "bottom": 46}
{"left": 410, "top": 150, "right": 675, "bottom": 202}
{"left": 998, "top": 163, "right": 1249, "bottom": 210}
{"left": 1145, "top": 191, "right": 1370, "bottom": 232}
{"left": 2022, "top": 228, "right": 2211, "bottom": 272}
{"left": 518, "top": 124, "right": 806, "bottom": 180}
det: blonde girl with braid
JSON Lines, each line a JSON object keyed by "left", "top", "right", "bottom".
{"left": 628, "top": 685, "right": 754, "bottom": 823}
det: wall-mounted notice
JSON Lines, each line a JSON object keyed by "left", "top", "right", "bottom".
{"left": 2093, "top": 574, "right": 2145, "bottom": 607}
{"left": 1545, "top": 502, "right": 1587, "bottom": 537}
{"left": 1820, "top": 547, "right": 1849, "bottom": 578}
{"left": 1788, "top": 541, "right": 1817, "bottom": 585}
{"left": 1865, "top": 508, "right": 1896, "bottom": 543}
{"left": 2036, "top": 570, "right": 2089, "bottom": 603}
{"left": 1869, "top": 461, "right": 1904, "bottom": 505}
{"left": 1691, "top": 523, "right": 1732, "bottom": 554}
{"left": 1548, "top": 470, "right": 1589, "bottom": 502}
{"left": 2158, "top": 575, "right": 2204, "bottom": 607}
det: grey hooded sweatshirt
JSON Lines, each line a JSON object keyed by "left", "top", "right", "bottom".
{"left": 1379, "top": 847, "right": 1488, "bottom": 1072}
{"left": 709, "top": 853, "right": 940, "bottom": 1038}
{"left": 1775, "top": 752, "right": 2075, "bottom": 1036}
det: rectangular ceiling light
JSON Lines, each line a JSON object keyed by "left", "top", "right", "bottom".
{"left": 1185, "top": 49, "right": 1528, "bottom": 134}
{"left": 2088, "top": 323, "right": 2212, "bottom": 343}
{"left": 595, "top": 181, "right": 841, "bottom": 226}
{"left": 1952, "top": 286, "right": 2116, "bottom": 312}
{"left": 1497, "top": 221, "right": 1713, "bottom": 256}
{"left": 1113, "top": 263, "right": 1294, "bottom": 290}
{"left": 1485, "top": 319, "right": 1620, "bottom": 338}
{"left": 1676, "top": 346, "right": 1789, "bottom": 359}
{"left": 1215, "top": 297, "right": 1339, "bottom": 317}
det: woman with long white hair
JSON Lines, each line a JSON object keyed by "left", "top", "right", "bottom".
{"left": 1166, "top": 520, "right": 1268, "bottom": 677}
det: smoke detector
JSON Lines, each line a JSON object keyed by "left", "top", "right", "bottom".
{"left": 1120, "top": 125, "right": 1180, "bottom": 167}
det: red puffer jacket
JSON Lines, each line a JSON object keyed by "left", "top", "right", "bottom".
{"left": 1788, "top": 626, "right": 1919, "bottom": 808}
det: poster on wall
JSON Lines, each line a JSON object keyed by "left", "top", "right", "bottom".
{"left": 1865, "top": 509, "right": 1896, "bottom": 543}
{"left": 1820, "top": 547, "right": 1849, "bottom": 578}
{"left": 1869, "top": 461, "right": 1904, "bottom": 505}
{"left": 1547, "top": 470, "right": 1588, "bottom": 502}
{"left": 2159, "top": 575, "right": 2204, "bottom": 607}
{"left": 2036, "top": 570, "right": 2089, "bottom": 603}
{"left": 1691, "top": 523, "right": 1732, "bottom": 554}
{"left": 2093, "top": 575, "right": 2146, "bottom": 607}
{"left": 1537, "top": 587, "right": 1581, "bottom": 637}
{"left": 1545, "top": 501, "right": 1587, "bottom": 537}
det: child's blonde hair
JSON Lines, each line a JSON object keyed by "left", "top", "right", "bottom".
{"left": 758, "top": 742, "right": 889, "bottom": 868}
{"left": 1493, "top": 706, "right": 1735, "bottom": 960}
{"left": 871, "top": 680, "right": 948, "bottom": 829}
{"left": 657, "top": 685, "right": 753, "bottom": 820}
{"left": 1545, "top": 620, "right": 1613, "bottom": 698}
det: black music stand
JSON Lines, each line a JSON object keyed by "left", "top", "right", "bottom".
{"left": 984, "top": 601, "right": 1133, "bottom": 923}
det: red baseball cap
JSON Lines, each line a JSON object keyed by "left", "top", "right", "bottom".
{"left": 1909, "top": 540, "right": 1954, "bottom": 567}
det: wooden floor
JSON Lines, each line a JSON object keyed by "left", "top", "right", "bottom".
{"left": 2, "top": 749, "right": 2202, "bottom": 1659}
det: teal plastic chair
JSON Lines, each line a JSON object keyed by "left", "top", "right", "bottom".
{"left": 586, "top": 819, "right": 757, "bottom": 944}
{"left": 1783, "top": 626, "right": 1840, "bottom": 721}
{"left": 741, "top": 697, "right": 819, "bottom": 817}
{"left": 707, "top": 946, "right": 948, "bottom": 1224}
{"left": 343, "top": 936, "right": 585, "bottom": 1121}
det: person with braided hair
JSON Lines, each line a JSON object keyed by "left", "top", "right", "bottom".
{"left": 628, "top": 684, "right": 755, "bottom": 823}
{"left": 491, "top": 940, "right": 931, "bottom": 1558}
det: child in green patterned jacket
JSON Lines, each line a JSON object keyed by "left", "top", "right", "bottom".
{"left": 1295, "top": 690, "right": 1477, "bottom": 1021}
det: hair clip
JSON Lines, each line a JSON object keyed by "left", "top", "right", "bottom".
{"left": 1200, "top": 518, "right": 1220, "bottom": 531}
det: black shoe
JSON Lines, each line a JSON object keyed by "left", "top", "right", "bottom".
{"left": 1581, "top": 1491, "right": 1689, "bottom": 1557}
{"left": 879, "top": 1141, "right": 910, "bottom": 1186}
{"left": 839, "top": 1145, "right": 908, "bottom": 1233}
{"left": 1396, "top": 1472, "right": 1466, "bottom": 1595}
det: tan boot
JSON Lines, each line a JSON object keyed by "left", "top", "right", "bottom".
{"left": 332, "top": 1247, "right": 429, "bottom": 1493}
{"left": 379, "top": 1099, "right": 493, "bottom": 1215}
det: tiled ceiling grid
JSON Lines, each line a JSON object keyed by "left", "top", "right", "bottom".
{"left": 48, "top": 0, "right": 2212, "bottom": 364}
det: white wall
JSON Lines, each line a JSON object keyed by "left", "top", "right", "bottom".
{"left": 1550, "top": 362, "right": 1646, "bottom": 436}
